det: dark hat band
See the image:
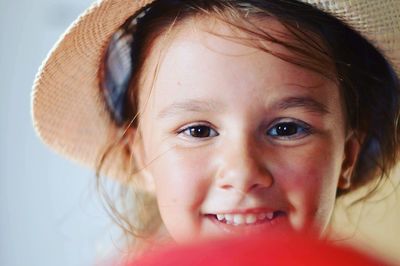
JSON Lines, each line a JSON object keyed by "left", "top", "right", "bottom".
{"left": 101, "top": 3, "right": 153, "bottom": 125}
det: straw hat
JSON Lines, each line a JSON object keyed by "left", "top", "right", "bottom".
{"left": 32, "top": 0, "right": 400, "bottom": 179}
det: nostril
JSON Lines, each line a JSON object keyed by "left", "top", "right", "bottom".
{"left": 216, "top": 159, "right": 274, "bottom": 191}
{"left": 244, "top": 183, "right": 269, "bottom": 193}
{"left": 220, "top": 184, "right": 233, "bottom": 190}
{"left": 248, "top": 183, "right": 261, "bottom": 191}
{"left": 219, "top": 183, "right": 270, "bottom": 193}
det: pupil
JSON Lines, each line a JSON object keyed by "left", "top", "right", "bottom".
{"left": 190, "top": 126, "right": 210, "bottom": 137}
{"left": 276, "top": 123, "right": 297, "bottom": 136}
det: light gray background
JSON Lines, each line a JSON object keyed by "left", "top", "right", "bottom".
{"left": 0, "top": 0, "right": 118, "bottom": 265}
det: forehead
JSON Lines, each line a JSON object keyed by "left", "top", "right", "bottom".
{"left": 138, "top": 17, "right": 340, "bottom": 114}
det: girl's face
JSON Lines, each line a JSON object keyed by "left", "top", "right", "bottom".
{"left": 135, "top": 18, "right": 359, "bottom": 242}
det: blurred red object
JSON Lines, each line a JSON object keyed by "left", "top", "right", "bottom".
{"left": 125, "top": 232, "right": 389, "bottom": 266}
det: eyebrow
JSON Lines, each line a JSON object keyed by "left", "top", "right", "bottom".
{"left": 273, "top": 96, "right": 330, "bottom": 114}
{"left": 157, "top": 96, "right": 329, "bottom": 119}
{"left": 158, "top": 99, "right": 222, "bottom": 119}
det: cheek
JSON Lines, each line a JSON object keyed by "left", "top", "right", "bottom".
{"left": 280, "top": 149, "right": 338, "bottom": 194}
{"left": 272, "top": 141, "right": 343, "bottom": 230}
{"left": 148, "top": 150, "right": 212, "bottom": 208}
{"left": 144, "top": 147, "right": 213, "bottom": 240}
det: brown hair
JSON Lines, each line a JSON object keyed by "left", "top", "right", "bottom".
{"left": 98, "top": 0, "right": 400, "bottom": 250}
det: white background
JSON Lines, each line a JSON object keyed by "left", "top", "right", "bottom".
{"left": 0, "top": 0, "right": 118, "bottom": 265}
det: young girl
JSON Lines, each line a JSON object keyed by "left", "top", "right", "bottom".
{"left": 32, "top": 0, "right": 400, "bottom": 259}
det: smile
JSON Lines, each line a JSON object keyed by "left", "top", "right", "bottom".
{"left": 206, "top": 210, "right": 286, "bottom": 226}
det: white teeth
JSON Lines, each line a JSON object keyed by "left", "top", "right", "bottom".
{"left": 257, "top": 213, "right": 267, "bottom": 220}
{"left": 245, "top": 214, "right": 257, "bottom": 224}
{"left": 233, "top": 214, "right": 245, "bottom": 225}
{"left": 214, "top": 211, "right": 278, "bottom": 225}
{"left": 216, "top": 214, "right": 224, "bottom": 221}
{"left": 224, "top": 214, "right": 233, "bottom": 224}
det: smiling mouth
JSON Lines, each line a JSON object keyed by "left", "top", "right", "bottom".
{"left": 205, "top": 211, "right": 286, "bottom": 226}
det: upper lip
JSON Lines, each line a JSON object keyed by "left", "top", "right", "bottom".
{"left": 205, "top": 207, "right": 281, "bottom": 215}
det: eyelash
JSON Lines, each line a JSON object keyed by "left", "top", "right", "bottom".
{"left": 267, "top": 119, "right": 312, "bottom": 140}
{"left": 177, "top": 119, "right": 312, "bottom": 140}
{"left": 178, "top": 124, "right": 219, "bottom": 139}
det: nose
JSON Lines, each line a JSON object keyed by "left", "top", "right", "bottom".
{"left": 215, "top": 137, "right": 273, "bottom": 193}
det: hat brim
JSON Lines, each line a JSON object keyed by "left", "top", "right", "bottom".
{"left": 32, "top": 0, "right": 155, "bottom": 179}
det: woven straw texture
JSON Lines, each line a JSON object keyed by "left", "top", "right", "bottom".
{"left": 32, "top": 0, "right": 400, "bottom": 179}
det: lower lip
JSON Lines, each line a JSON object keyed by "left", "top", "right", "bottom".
{"left": 205, "top": 212, "right": 288, "bottom": 235}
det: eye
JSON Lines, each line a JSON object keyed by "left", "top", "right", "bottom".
{"left": 179, "top": 125, "right": 219, "bottom": 138}
{"left": 267, "top": 119, "right": 311, "bottom": 140}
